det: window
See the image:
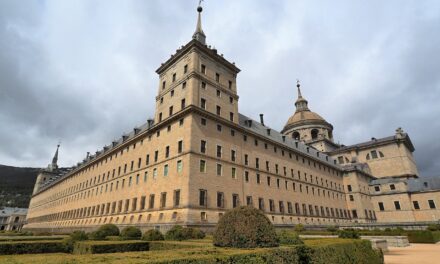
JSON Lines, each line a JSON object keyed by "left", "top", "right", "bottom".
{"left": 217, "top": 124, "right": 222, "bottom": 131}
{"left": 217, "top": 192, "right": 224, "bottom": 208}
{"left": 140, "top": 196, "right": 146, "bottom": 210}
{"left": 349, "top": 195, "right": 354, "bottom": 201}
{"left": 216, "top": 73, "right": 220, "bottom": 82}
{"left": 201, "top": 212, "right": 207, "bottom": 221}
{"left": 244, "top": 171, "right": 249, "bottom": 182}
{"left": 201, "top": 82, "right": 206, "bottom": 89}
{"left": 199, "top": 189, "right": 207, "bottom": 206}
{"left": 269, "top": 199, "right": 275, "bottom": 212}
{"left": 178, "top": 140, "right": 183, "bottom": 153}
{"left": 216, "top": 105, "right": 221, "bottom": 115}
{"left": 164, "top": 164, "right": 169, "bottom": 176}
{"left": 347, "top": 185, "right": 352, "bottom": 192}
{"left": 159, "top": 113, "right": 162, "bottom": 122}
{"left": 258, "top": 198, "right": 264, "bottom": 210}
{"left": 200, "top": 140, "right": 207, "bottom": 153}
{"left": 246, "top": 196, "right": 253, "bottom": 206}
{"left": 174, "top": 189, "right": 180, "bottom": 207}
{"left": 153, "top": 168, "right": 157, "bottom": 179}
{"left": 162, "top": 81, "right": 166, "bottom": 90}
{"left": 199, "top": 160, "right": 206, "bottom": 173}
{"left": 244, "top": 154, "right": 248, "bottom": 165}
{"left": 201, "top": 118, "right": 207, "bottom": 125}
{"left": 165, "top": 146, "right": 170, "bottom": 158}
{"left": 146, "top": 154, "right": 150, "bottom": 165}
{"left": 149, "top": 194, "right": 155, "bottom": 209}
{"left": 413, "top": 201, "right": 420, "bottom": 210}
{"left": 287, "top": 202, "right": 293, "bottom": 214}
{"left": 181, "top": 99, "right": 186, "bottom": 109}
{"left": 228, "top": 80, "right": 232, "bottom": 89}
{"left": 179, "top": 118, "right": 184, "bottom": 126}
{"left": 229, "top": 112, "right": 234, "bottom": 122}
{"left": 374, "top": 186, "right": 380, "bottom": 192}
{"left": 132, "top": 198, "right": 137, "bottom": 211}
{"left": 378, "top": 202, "right": 384, "bottom": 211}
{"left": 201, "top": 98, "right": 206, "bottom": 109}
{"left": 170, "top": 90, "right": 174, "bottom": 97}
{"left": 216, "top": 145, "right": 222, "bottom": 158}
{"left": 394, "top": 201, "right": 401, "bottom": 210}
{"left": 229, "top": 96, "right": 233, "bottom": 103}
{"left": 231, "top": 167, "right": 237, "bottom": 179}
{"left": 256, "top": 173, "right": 261, "bottom": 184}
{"left": 172, "top": 73, "right": 176, "bottom": 82}
{"left": 311, "top": 129, "right": 319, "bottom": 139}
{"left": 231, "top": 150, "right": 236, "bottom": 162}
{"left": 201, "top": 64, "right": 206, "bottom": 74}
{"left": 390, "top": 184, "right": 396, "bottom": 190}
{"left": 160, "top": 192, "right": 167, "bottom": 208}
{"left": 154, "top": 150, "right": 158, "bottom": 162}
{"left": 371, "top": 150, "right": 378, "bottom": 159}
{"left": 267, "top": 176, "right": 271, "bottom": 186}
{"left": 216, "top": 90, "right": 221, "bottom": 97}
{"left": 177, "top": 160, "right": 183, "bottom": 173}
{"left": 232, "top": 194, "right": 239, "bottom": 208}
{"left": 216, "top": 163, "right": 222, "bottom": 176}
{"left": 184, "top": 64, "right": 188, "bottom": 73}
{"left": 428, "top": 200, "right": 436, "bottom": 209}
{"left": 338, "top": 156, "right": 344, "bottom": 164}
{"left": 279, "top": 201, "right": 285, "bottom": 213}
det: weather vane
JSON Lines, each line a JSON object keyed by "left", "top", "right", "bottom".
{"left": 296, "top": 79, "right": 300, "bottom": 87}
{"left": 199, "top": 0, "right": 204, "bottom": 6}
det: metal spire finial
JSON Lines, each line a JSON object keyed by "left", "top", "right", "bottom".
{"left": 193, "top": 0, "right": 206, "bottom": 44}
{"left": 296, "top": 79, "right": 302, "bottom": 98}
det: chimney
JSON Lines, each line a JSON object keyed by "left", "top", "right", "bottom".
{"left": 259, "top": 114, "right": 265, "bottom": 126}
{"left": 134, "top": 128, "right": 140, "bottom": 135}
{"left": 86, "top": 152, "right": 90, "bottom": 159}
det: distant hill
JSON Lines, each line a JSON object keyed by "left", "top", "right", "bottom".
{"left": 0, "top": 165, "right": 41, "bottom": 208}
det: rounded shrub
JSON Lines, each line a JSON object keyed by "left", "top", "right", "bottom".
{"left": 294, "top": 224, "right": 305, "bottom": 233}
{"left": 88, "top": 230, "right": 107, "bottom": 240}
{"left": 70, "top": 230, "right": 88, "bottom": 241}
{"left": 121, "top": 226, "right": 142, "bottom": 240}
{"left": 213, "top": 206, "right": 279, "bottom": 248}
{"left": 142, "top": 229, "right": 164, "bottom": 241}
{"left": 182, "top": 227, "right": 206, "bottom": 239}
{"left": 97, "top": 224, "right": 120, "bottom": 237}
{"left": 338, "top": 229, "right": 360, "bottom": 239}
{"left": 277, "top": 230, "right": 304, "bottom": 245}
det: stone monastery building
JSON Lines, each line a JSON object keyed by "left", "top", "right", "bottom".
{"left": 25, "top": 5, "right": 440, "bottom": 232}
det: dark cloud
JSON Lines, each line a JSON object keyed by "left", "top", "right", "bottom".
{"left": 0, "top": 0, "right": 439, "bottom": 177}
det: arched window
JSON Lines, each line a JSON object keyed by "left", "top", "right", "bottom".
{"left": 311, "top": 129, "right": 319, "bottom": 140}
{"left": 292, "top": 131, "right": 300, "bottom": 140}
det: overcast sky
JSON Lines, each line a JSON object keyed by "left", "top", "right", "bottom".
{"left": 1, "top": 0, "right": 439, "bottom": 177}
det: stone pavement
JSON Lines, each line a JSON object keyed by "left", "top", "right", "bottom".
{"left": 385, "top": 243, "right": 440, "bottom": 264}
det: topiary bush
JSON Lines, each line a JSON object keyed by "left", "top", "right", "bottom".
{"left": 277, "top": 230, "right": 304, "bottom": 245}
{"left": 121, "top": 226, "right": 142, "bottom": 240}
{"left": 213, "top": 206, "right": 279, "bottom": 248}
{"left": 98, "top": 224, "right": 120, "bottom": 236}
{"left": 338, "top": 229, "right": 360, "bottom": 239}
{"left": 88, "top": 230, "right": 107, "bottom": 240}
{"left": 142, "top": 229, "right": 164, "bottom": 241}
{"left": 294, "top": 224, "right": 305, "bottom": 233}
{"left": 427, "top": 224, "right": 440, "bottom": 231}
{"left": 182, "top": 227, "right": 206, "bottom": 239}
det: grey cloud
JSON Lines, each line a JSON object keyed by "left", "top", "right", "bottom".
{"left": 0, "top": 0, "right": 439, "bottom": 177}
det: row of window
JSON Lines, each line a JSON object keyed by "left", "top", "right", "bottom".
{"left": 378, "top": 200, "right": 437, "bottom": 211}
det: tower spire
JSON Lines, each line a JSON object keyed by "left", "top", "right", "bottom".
{"left": 50, "top": 144, "right": 60, "bottom": 171}
{"left": 192, "top": 1, "right": 206, "bottom": 44}
{"left": 294, "top": 80, "right": 309, "bottom": 112}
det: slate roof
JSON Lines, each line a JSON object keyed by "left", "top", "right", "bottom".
{"left": 370, "top": 176, "right": 440, "bottom": 193}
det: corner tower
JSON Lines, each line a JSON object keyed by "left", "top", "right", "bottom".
{"left": 281, "top": 82, "right": 337, "bottom": 152}
{"left": 154, "top": 5, "right": 240, "bottom": 126}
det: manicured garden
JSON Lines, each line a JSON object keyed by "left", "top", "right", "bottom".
{"left": 0, "top": 207, "right": 386, "bottom": 263}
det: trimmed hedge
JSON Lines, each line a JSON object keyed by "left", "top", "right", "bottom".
{"left": 213, "top": 206, "right": 279, "bottom": 248}
{"left": 407, "top": 230, "right": 440, "bottom": 243}
{"left": 149, "top": 241, "right": 209, "bottom": 251}
{"left": 338, "top": 229, "right": 360, "bottom": 239}
{"left": 165, "top": 225, "right": 206, "bottom": 241}
{"left": 73, "top": 240, "right": 149, "bottom": 254}
{"left": 277, "top": 230, "right": 304, "bottom": 245}
{"left": 0, "top": 240, "right": 68, "bottom": 255}
{"left": 309, "top": 240, "right": 383, "bottom": 264}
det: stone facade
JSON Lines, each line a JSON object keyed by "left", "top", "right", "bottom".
{"left": 0, "top": 207, "right": 28, "bottom": 231}
{"left": 24, "top": 6, "right": 440, "bottom": 233}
